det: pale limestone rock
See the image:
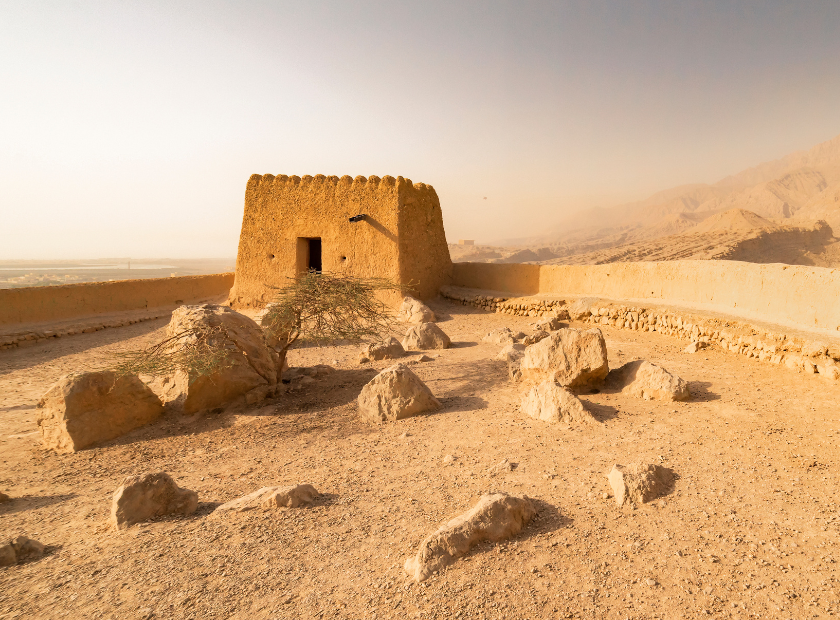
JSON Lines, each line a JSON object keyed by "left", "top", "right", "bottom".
{"left": 488, "top": 458, "right": 514, "bottom": 476}
{"left": 607, "top": 360, "right": 689, "bottom": 401}
{"left": 523, "top": 330, "right": 549, "bottom": 346}
{"left": 607, "top": 463, "right": 674, "bottom": 507}
{"left": 802, "top": 341, "right": 828, "bottom": 357}
{"left": 567, "top": 298, "right": 597, "bottom": 321}
{"left": 496, "top": 343, "right": 526, "bottom": 362}
{"left": 520, "top": 381, "right": 595, "bottom": 425}
{"left": 482, "top": 327, "right": 515, "bottom": 345}
{"left": 402, "top": 323, "right": 451, "bottom": 350}
{"left": 10, "top": 536, "right": 44, "bottom": 562}
{"left": 399, "top": 297, "right": 436, "bottom": 323}
{"left": 215, "top": 484, "right": 319, "bottom": 512}
{"left": 519, "top": 328, "right": 609, "bottom": 389}
{"left": 359, "top": 337, "right": 405, "bottom": 363}
{"left": 684, "top": 341, "right": 707, "bottom": 354}
{"left": 357, "top": 363, "right": 441, "bottom": 423}
{"left": 110, "top": 472, "right": 198, "bottom": 530}
{"left": 37, "top": 371, "right": 163, "bottom": 453}
{"left": 817, "top": 361, "right": 840, "bottom": 380}
{"left": 535, "top": 315, "right": 565, "bottom": 332}
{"left": 404, "top": 493, "right": 535, "bottom": 582}
{"left": 167, "top": 304, "right": 283, "bottom": 414}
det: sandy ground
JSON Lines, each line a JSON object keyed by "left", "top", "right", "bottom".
{"left": 1, "top": 299, "right": 839, "bottom": 620}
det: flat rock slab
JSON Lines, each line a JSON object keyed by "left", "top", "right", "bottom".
{"left": 358, "top": 363, "right": 441, "bottom": 422}
{"left": 402, "top": 323, "right": 451, "bottom": 350}
{"left": 37, "top": 371, "right": 164, "bottom": 453}
{"left": 607, "top": 360, "right": 690, "bottom": 401}
{"left": 608, "top": 463, "right": 675, "bottom": 506}
{"left": 215, "top": 484, "right": 319, "bottom": 512}
{"left": 404, "top": 493, "right": 535, "bottom": 582}
{"left": 521, "top": 380, "right": 595, "bottom": 425}
{"left": 520, "top": 327, "right": 609, "bottom": 389}
{"left": 110, "top": 472, "right": 198, "bottom": 530}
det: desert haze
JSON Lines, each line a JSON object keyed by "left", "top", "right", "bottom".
{"left": 453, "top": 132, "right": 840, "bottom": 267}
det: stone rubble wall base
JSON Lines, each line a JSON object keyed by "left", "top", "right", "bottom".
{"left": 440, "top": 287, "right": 840, "bottom": 380}
{"left": 0, "top": 313, "right": 169, "bottom": 351}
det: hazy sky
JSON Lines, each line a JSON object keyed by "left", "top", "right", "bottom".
{"left": 2, "top": 1, "right": 840, "bottom": 258}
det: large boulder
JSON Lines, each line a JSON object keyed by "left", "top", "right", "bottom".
{"left": 404, "top": 493, "right": 535, "bottom": 582}
{"left": 607, "top": 463, "right": 674, "bottom": 507}
{"left": 358, "top": 363, "right": 441, "bottom": 422}
{"left": 359, "top": 337, "right": 406, "bottom": 363}
{"left": 607, "top": 360, "right": 689, "bottom": 401}
{"left": 165, "top": 305, "right": 283, "bottom": 414}
{"left": 521, "top": 381, "right": 595, "bottom": 425}
{"left": 215, "top": 484, "right": 319, "bottom": 512}
{"left": 402, "top": 323, "right": 451, "bottom": 350}
{"left": 519, "top": 328, "right": 609, "bottom": 389}
{"left": 399, "top": 297, "right": 436, "bottom": 323}
{"left": 110, "top": 472, "right": 198, "bottom": 530}
{"left": 37, "top": 371, "right": 164, "bottom": 453}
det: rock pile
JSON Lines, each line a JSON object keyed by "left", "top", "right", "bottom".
{"left": 357, "top": 363, "right": 441, "bottom": 422}
{"left": 110, "top": 472, "right": 198, "bottom": 530}
{"left": 37, "top": 371, "right": 164, "bottom": 453}
{"left": 0, "top": 536, "right": 45, "bottom": 566}
{"left": 404, "top": 493, "right": 535, "bottom": 582}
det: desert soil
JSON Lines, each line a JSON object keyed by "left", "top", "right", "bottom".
{"left": 1, "top": 299, "right": 839, "bottom": 620}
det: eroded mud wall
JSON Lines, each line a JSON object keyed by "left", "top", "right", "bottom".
{"left": 229, "top": 174, "right": 451, "bottom": 309}
{"left": 0, "top": 273, "right": 234, "bottom": 327}
{"left": 453, "top": 261, "right": 840, "bottom": 333}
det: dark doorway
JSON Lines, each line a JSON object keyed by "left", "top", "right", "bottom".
{"left": 308, "top": 238, "right": 322, "bottom": 272}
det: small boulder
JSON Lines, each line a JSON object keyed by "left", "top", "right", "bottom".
{"left": 402, "top": 323, "right": 451, "bottom": 350}
{"left": 607, "top": 360, "right": 689, "bottom": 401}
{"left": 535, "top": 315, "right": 565, "bottom": 332}
{"left": 359, "top": 337, "right": 405, "bottom": 363}
{"left": 496, "top": 343, "right": 526, "bottom": 362}
{"left": 684, "top": 341, "right": 707, "bottom": 354}
{"left": 567, "top": 297, "right": 597, "bottom": 321}
{"left": 357, "top": 363, "right": 441, "bottom": 422}
{"left": 0, "top": 491, "right": 10, "bottom": 504}
{"left": 37, "top": 371, "right": 164, "bottom": 453}
{"left": 817, "top": 361, "right": 840, "bottom": 380}
{"left": 110, "top": 472, "right": 198, "bottom": 530}
{"left": 0, "top": 543, "right": 14, "bottom": 567}
{"left": 482, "top": 327, "right": 515, "bottom": 345}
{"left": 399, "top": 297, "right": 436, "bottom": 323}
{"left": 607, "top": 463, "right": 674, "bottom": 506}
{"left": 404, "top": 493, "right": 535, "bottom": 582}
{"left": 521, "top": 381, "right": 595, "bottom": 425}
{"left": 519, "top": 328, "right": 609, "bottom": 389}
{"left": 523, "top": 330, "right": 549, "bottom": 346}
{"left": 10, "top": 536, "right": 44, "bottom": 562}
{"left": 215, "top": 484, "right": 319, "bottom": 512}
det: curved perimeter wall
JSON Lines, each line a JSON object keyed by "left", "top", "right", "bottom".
{"left": 453, "top": 261, "right": 840, "bottom": 334}
{"left": 0, "top": 273, "right": 235, "bottom": 328}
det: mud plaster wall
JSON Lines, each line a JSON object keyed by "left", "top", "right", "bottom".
{"left": 0, "top": 274, "right": 234, "bottom": 328}
{"left": 229, "top": 174, "right": 452, "bottom": 309}
{"left": 453, "top": 261, "right": 840, "bottom": 335}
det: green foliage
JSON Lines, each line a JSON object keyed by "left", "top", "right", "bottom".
{"left": 261, "top": 271, "right": 406, "bottom": 353}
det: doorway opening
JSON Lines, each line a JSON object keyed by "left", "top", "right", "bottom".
{"left": 296, "top": 237, "right": 322, "bottom": 273}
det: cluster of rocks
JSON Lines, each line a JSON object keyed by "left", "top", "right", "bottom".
{"left": 36, "top": 304, "right": 287, "bottom": 453}
{"left": 359, "top": 298, "right": 450, "bottom": 364}
{"left": 0, "top": 312, "right": 168, "bottom": 350}
{"left": 0, "top": 536, "right": 45, "bottom": 567}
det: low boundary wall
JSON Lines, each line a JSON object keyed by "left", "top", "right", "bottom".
{"left": 0, "top": 273, "right": 235, "bottom": 329}
{"left": 453, "top": 261, "right": 840, "bottom": 335}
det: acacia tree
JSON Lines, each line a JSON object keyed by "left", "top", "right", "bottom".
{"left": 261, "top": 270, "right": 407, "bottom": 372}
